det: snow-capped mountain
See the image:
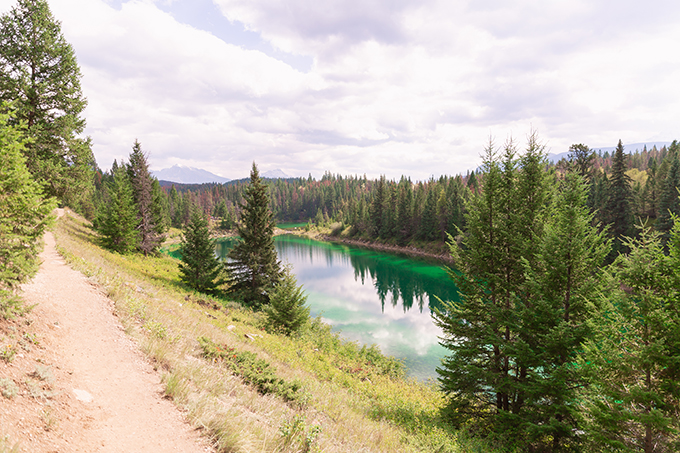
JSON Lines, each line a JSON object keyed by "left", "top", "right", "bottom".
{"left": 152, "top": 165, "right": 231, "bottom": 184}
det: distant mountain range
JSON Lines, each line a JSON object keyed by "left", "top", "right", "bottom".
{"left": 152, "top": 164, "right": 289, "bottom": 184}
{"left": 546, "top": 141, "right": 671, "bottom": 163}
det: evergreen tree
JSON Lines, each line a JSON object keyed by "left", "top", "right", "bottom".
{"left": 0, "top": 0, "right": 95, "bottom": 208}
{"left": 127, "top": 140, "right": 164, "bottom": 255}
{"left": 0, "top": 107, "right": 55, "bottom": 317}
{"left": 263, "top": 265, "right": 310, "bottom": 335}
{"left": 433, "top": 139, "right": 516, "bottom": 429}
{"left": 643, "top": 158, "right": 660, "bottom": 219}
{"left": 226, "top": 163, "right": 282, "bottom": 308}
{"left": 582, "top": 223, "right": 680, "bottom": 452}
{"left": 520, "top": 172, "right": 609, "bottom": 450}
{"left": 606, "top": 140, "right": 634, "bottom": 256}
{"left": 97, "top": 165, "right": 138, "bottom": 254}
{"left": 568, "top": 143, "right": 595, "bottom": 181}
{"left": 179, "top": 206, "right": 222, "bottom": 294}
{"left": 396, "top": 177, "right": 414, "bottom": 243}
{"left": 657, "top": 153, "right": 680, "bottom": 241}
{"left": 589, "top": 170, "right": 609, "bottom": 225}
{"left": 150, "top": 178, "right": 169, "bottom": 237}
{"left": 369, "top": 176, "right": 385, "bottom": 237}
{"left": 433, "top": 136, "right": 556, "bottom": 443}
{"left": 418, "top": 186, "right": 438, "bottom": 241}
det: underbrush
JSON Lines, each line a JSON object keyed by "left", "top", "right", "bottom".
{"left": 53, "top": 210, "right": 501, "bottom": 453}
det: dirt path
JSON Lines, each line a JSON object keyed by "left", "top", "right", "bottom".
{"left": 0, "top": 220, "right": 212, "bottom": 452}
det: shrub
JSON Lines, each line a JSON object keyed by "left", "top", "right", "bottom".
{"left": 198, "top": 336, "right": 301, "bottom": 402}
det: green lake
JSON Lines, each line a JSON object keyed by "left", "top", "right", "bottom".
{"left": 215, "top": 235, "right": 457, "bottom": 381}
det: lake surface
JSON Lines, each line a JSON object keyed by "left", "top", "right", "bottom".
{"left": 215, "top": 235, "right": 458, "bottom": 381}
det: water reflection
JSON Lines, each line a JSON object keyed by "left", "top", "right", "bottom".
{"left": 215, "top": 234, "right": 459, "bottom": 380}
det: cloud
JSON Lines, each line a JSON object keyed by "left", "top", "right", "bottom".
{"left": 2, "top": 0, "right": 679, "bottom": 180}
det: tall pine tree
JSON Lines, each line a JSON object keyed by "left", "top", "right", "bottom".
{"left": 127, "top": 140, "right": 164, "bottom": 255}
{"left": 226, "top": 163, "right": 282, "bottom": 308}
{"left": 179, "top": 206, "right": 222, "bottom": 294}
{"left": 582, "top": 223, "right": 680, "bottom": 452}
{"left": 0, "top": 107, "right": 55, "bottom": 317}
{"left": 605, "top": 140, "right": 634, "bottom": 257}
{"left": 0, "top": 0, "right": 95, "bottom": 209}
{"left": 97, "top": 165, "right": 138, "bottom": 254}
{"left": 657, "top": 151, "right": 680, "bottom": 241}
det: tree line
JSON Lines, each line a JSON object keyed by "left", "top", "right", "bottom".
{"left": 161, "top": 140, "right": 680, "bottom": 260}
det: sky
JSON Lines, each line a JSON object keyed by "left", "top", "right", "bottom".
{"left": 2, "top": 0, "right": 679, "bottom": 181}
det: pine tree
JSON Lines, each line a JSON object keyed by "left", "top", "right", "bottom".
{"left": 97, "top": 165, "right": 138, "bottom": 254}
{"left": 395, "top": 177, "right": 413, "bottom": 243}
{"left": 657, "top": 152, "right": 680, "bottom": 241}
{"left": 644, "top": 158, "right": 659, "bottom": 218}
{"left": 226, "top": 163, "right": 282, "bottom": 308}
{"left": 179, "top": 206, "right": 222, "bottom": 294}
{"left": 369, "top": 176, "right": 385, "bottom": 237}
{"left": 0, "top": 107, "right": 55, "bottom": 317}
{"left": 127, "top": 140, "right": 164, "bottom": 255}
{"left": 418, "top": 186, "right": 438, "bottom": 241}
{"left": 568, "top": 143, "right": 595, "bottom": 181}
{"left": 433, "top": 136, "right": 555, "bottom": 442}
{"left": 263, "top": 266, "right": 310, "bottom": 335}
{"left": 520, "top": 172, "right": 609, "bottom": 450}
{"left": 0, "top": 0, "right": 95, "bottom": 208}
{"left": 433, "top": 139, "right": 514, "bottom": 428}
{"left": 150, "top": 178, "right": 169, "bottom": 238}
{"left": 582, "top": 223, "right": 680, "bottom": 452}
{"left": 606, "top": 140, "right": 634, "bottom": 257}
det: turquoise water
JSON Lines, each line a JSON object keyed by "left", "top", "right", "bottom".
{"left": 215, "top": 235, "right": 457, "bottom": 380}
{"left": 276, "top": 222, "right": 308, "bottom": 229}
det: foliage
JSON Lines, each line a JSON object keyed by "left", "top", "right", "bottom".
{"left": 226, "top": 163, "right": 282, "bottom": 307}
{"left": 605, "top": 140, "right": 634, "bottom": 257}
{"left": 128, "top": 140, "right": 165, "bottom": 255}
{"left": 279, "top": 414, "right": 322, "bottom": 453}
{"left": 264, "top": 265, "right": 310, "bottom": 335}
{"left": 96, "top": 165, "right": 138, "bottom": 254}
{"left": 198, "top": 336, "right": 302, "bottom": 402}
{"left": 434, "top": 134, "right": 612, "bottom": 450}
{"left": 568, "top": 143, "right": 595, "bottom": 181}
{"left": 581, "top": 223, "right": 680, "bottom": 452}
{"left": 657, "top": 150, "right": 680, "bottom": 241}
{"left": 0, "top": 0, "right": 94, "bottom": 209}
{"left": 178, "top": 206, "right": 223, "bottom": 294}
{"left": 518, "top": 171, "right": 609, "bottom": 450}
{"left": 0, "top": 107, "right": 55, "bottom": 318}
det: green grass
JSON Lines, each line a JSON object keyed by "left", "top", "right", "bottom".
{"left": 53, "top": 211, "right": 503, "bottom": 453}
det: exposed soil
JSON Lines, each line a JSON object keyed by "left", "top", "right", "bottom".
{"left": 0, "top": 211, "right": 213, "bottom": 452}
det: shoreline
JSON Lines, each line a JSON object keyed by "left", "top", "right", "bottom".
{"left": 167, "top": 225, "right": 455, "bottom": 265}
{"left": 318, "top": 234, "right": 454, "bottom": 264}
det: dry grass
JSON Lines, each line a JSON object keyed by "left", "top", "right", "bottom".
{"left": 53, "top": 210, "right": 497, "bottom": 453}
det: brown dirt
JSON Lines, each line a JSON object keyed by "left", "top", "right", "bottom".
{"left": 0, "top": 215, "right": 213, "bottom": 452}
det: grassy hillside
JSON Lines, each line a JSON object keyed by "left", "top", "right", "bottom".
{"left": 52, "top": 210, "right": 503, "bottom": 453}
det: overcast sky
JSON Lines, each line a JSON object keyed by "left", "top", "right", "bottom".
{"left": 2, "top": 0, "right": 679, "bottom": 180}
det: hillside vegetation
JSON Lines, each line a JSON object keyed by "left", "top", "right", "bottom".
{"left": 52, "top": 210, "right": 498, "bottom": 453}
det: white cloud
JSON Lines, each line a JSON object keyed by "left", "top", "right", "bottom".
{"left": 2, "top": 0, "right": 679, "bottom": 179}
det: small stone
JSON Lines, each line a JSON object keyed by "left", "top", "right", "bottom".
{"left": 73, "top": 389, "right": 93, "bottom": 403}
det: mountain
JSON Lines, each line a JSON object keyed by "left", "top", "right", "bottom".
{"left": 546, "top": 141, "right": 672, "bottom": 163}
{"left": 152, "top": 165, "right": 231, "bottom": 184}
{"left": 262, "top": 169, "right": 289, "bottom": 179}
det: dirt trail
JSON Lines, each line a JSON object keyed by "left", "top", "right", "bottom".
{"left": 0, "top": 215, "right": 212, "bottom": 452}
